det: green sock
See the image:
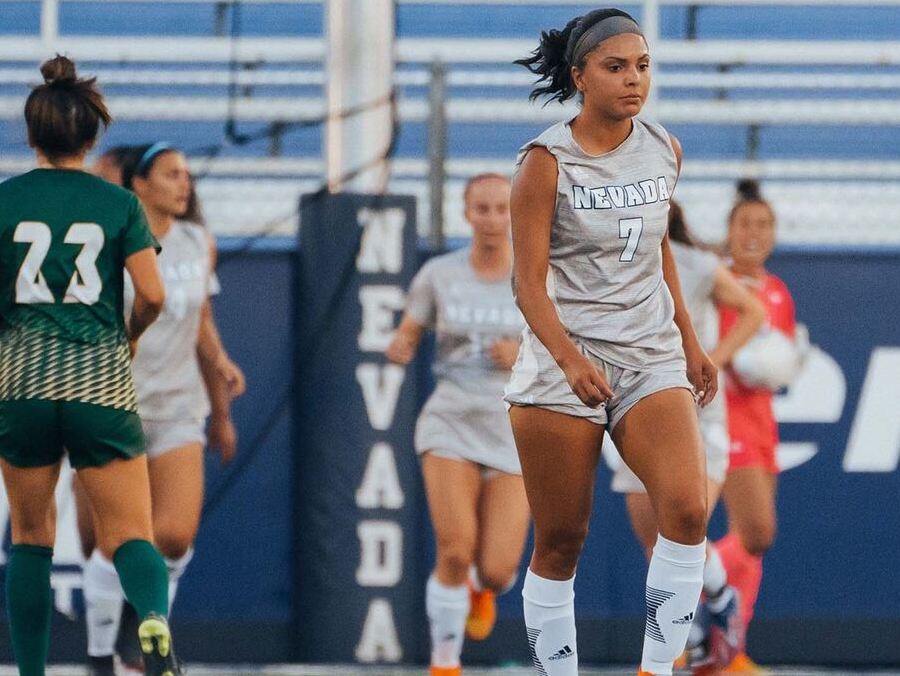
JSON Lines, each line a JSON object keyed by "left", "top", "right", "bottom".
{"left": 6, "top": 544, "right": 53, "bottom": 676}
{"left": 112, "top": 539, "right": 169, "bottom": 619}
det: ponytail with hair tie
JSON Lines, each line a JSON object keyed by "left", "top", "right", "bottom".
{"left": 516, "top": 8, "right": 641, "bottom": 104}
{"left": 736, "top": 178, "right": 763, "bottom": 201}
{"left": 40, "top": 56, "right": 78, "bottom": 87}
{"left": 728, "top": 178, "right": 775, "bottom": 226}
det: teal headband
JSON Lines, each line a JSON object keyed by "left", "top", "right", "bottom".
{"left": 135, "top": 141, "right": 174, "bottom": 175}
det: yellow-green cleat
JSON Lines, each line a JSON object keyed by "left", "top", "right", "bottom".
{"left": 137, "top": 613, "right": 183, "bottom": 676}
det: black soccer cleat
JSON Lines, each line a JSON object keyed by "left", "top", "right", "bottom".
{"left": 116, "top": 601, "right": 144, "bottom": 669}
{"left": 86, "top": 654, "right": 116, "bottom": 676}
{"left": 138, "top": 613, "right": 184, "bottom": 676}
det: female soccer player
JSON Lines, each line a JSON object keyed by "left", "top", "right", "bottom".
{"left": 504, "top": 10, "right": 718, "bottom": 675}
{"left": 0, "top": 56, "right": 181, "bottom": 676}
{"left": 716, "top": 180, "right": 797, "bottom": 673}
{"left": 610, "top": 201, "right": 765, "bottom": 670}
{"left": 80, "top": 142, "right": 245, "bottom": 675}
{"left": 385, "top": 174, "right": 530, "bottom": 676}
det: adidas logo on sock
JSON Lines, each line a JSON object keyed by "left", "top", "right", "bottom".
{"left": 547, "top": 645, "right": 575, "bottom": 661}
{"left": 672, "top": 611, "right": 695, "bottom": 625}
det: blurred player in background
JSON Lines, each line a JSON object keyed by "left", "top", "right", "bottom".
{"left": 0, "top": 56, "right": 182, "bottom": 676}
{"left": 90, "top": 145, "right": 206, "bottom": 227}
{"left": 506, "top": 9, "right": 719, "bottom": 675}
{"left": 79, "top": 142, "right": 245, "bottom": 675}
{"left": 716, "top": 180, "right": 800, "bottom": 674}
{"left": 386, "top": 174, "right": 530, "bottom": 676}
{"left": 608, "top": 200, "right": 765, "bottom": 672}
{"left": 92, "top": 145, "right": 133, "bottom": 186}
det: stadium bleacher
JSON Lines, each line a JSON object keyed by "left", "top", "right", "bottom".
{"left": 1, "top": 0, "right": 899, "bottom": 243}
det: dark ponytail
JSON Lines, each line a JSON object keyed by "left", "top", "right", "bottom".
{"left": 667, "top": 200, "right": 697, "bottom": 248}
{"left": 515, "top": 8, "right": 639, "bottom": 104}
{"left": 181, "top": 178, "right": 206, "bottom": 226}
{"left": 736, "top": 178, "right": 762, "bottom": 201}
{"left": 728, "top": 178, "right": 775, "bottom": 225}
{"left": 25, "top": 55, "right": 111, "bottom": 159}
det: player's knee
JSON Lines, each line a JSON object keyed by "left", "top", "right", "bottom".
{"left": 660, "top": 495, "right": 707, "bottom": 543}
{"left": 535, "top": 523, "right": 589, "bottom": 577}
{"left": 436, "top": 540, "right": 476, "bottom": 582}
{"left": 10, "top": 510, "right": 56, "bottom": 547}
{"left": 740, "top": 522, "right": 776, "bottom": 555}
{"left": 154, "top": 529, "right": 195, "bottom": 560}
{"left": 477, "top": 564, "right": 517, "bottom": 593}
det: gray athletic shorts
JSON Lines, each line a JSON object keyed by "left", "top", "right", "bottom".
{"left": 415, "top": 381, "right": 521, "bottom": 476}
{"left": 142, "top": 418, "right": 206, "bottom": 460}
{"left": 609, "top": 383, "right": 729, "bottom": 493}
{"left": 503, "top": 329, "right": 692, "bottom": 432}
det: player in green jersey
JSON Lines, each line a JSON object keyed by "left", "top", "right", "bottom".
{"left": 0, "top": 56, "right": 183, "bottom": 676}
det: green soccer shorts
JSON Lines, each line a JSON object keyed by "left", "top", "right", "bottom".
{"left": 0, "top": 399, "right": 145, "bottom": 469}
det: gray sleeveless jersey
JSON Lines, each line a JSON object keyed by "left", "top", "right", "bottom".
{"left": 515, "top": 118, "right": 684, "bottom": 371}
{"left": 671, "top": 241, "right": 720, "bottom": 352}
{"left": 406, "top": 247, "right": 524, "bottom": 401}
{"left": 126, "top": 221, "right": 215, "bottom": 420}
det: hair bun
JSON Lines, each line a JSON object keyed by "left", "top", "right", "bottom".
{"left": 40, "top": 55, "right": 78, "bottom": 86}
{"left": 736, "top": 178, "right": 762, "bottom": 200}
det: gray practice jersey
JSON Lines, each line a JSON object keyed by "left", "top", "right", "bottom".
{"left": 670, "top": 241, "right": 726, "bottom": 431}
{"left": 126, "top": 221, "right": 217, "bottom": 420}
{"left": 515, "top": 118, "right": 684, "bottom": 371}
{"left": 671, "top": 241, "right": 720, "bottom": 352}
{"left": 406, "top": 247, "right": 525, "bottom": 400}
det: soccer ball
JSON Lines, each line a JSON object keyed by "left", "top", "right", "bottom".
{"left": 731, "top": 325, "right": 809, "bottom": 391}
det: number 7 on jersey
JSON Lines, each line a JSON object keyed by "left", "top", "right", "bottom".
{"left": 618, "top": 217, "right": 643, "bottom": 262}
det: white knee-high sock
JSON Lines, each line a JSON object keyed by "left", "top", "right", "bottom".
{"left": 641, "top": 536, "right": 706, "bottom": 675}
{"left": 522, "top": 569, "right": 577, "bottom": 675}
{"left": 165, "top": 547, "right": 194, "bottom": 611}
{"left": 83, "top": 551, "right": 125, "bottom": 657}
{"left": 703, "top": 544, "right": 728, "bottom": 598}
{"left": 426, "top": 574, "right": 469, "bottom": 668}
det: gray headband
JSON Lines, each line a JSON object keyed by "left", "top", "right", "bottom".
{"left": 570, "top": 15, "right": 644, "bottom": 66}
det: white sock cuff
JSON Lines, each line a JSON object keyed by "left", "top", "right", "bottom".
{"left": 84, "top": 550, "right": 123, "bottom": 599}
{"left": 426, "top": 574, "right": 469, "bottom": 606}
{"left": 165, "top": 547, "right": 194, "bottom": 576}
{"left": 703, "top": 544, "right": 728, "bottom": 596}
{"left": 654, "top": 535, "right": 707, "bottom": 566}
{"left": 469, "top": 565, "right": 482, "bottom": 592}
{"left": 498, "top": 572, "right": 519, "bottom": 596}
{"left": 90, "top": 550, "right": 117, "bottom": 574}
{"left": 522, "top": 569, "right": 575, "bottom": 608}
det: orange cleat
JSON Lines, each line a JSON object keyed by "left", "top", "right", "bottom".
{"left": 693, "top": 666, "right": 723, "bottom": 676}
{"left": 674, "top": 651, "right": 688, "bottom": 668}
{"left": 723, "top": 652, "right": 769, "bottom": 674}
{"left": 637, "top": 671, "right": 655, "bottom": 675}
{"left": 465, "top": 586, "right": 497, "bottom": 641}
{"left": 430, "top": 667, "right": 461, "bottom": 676}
